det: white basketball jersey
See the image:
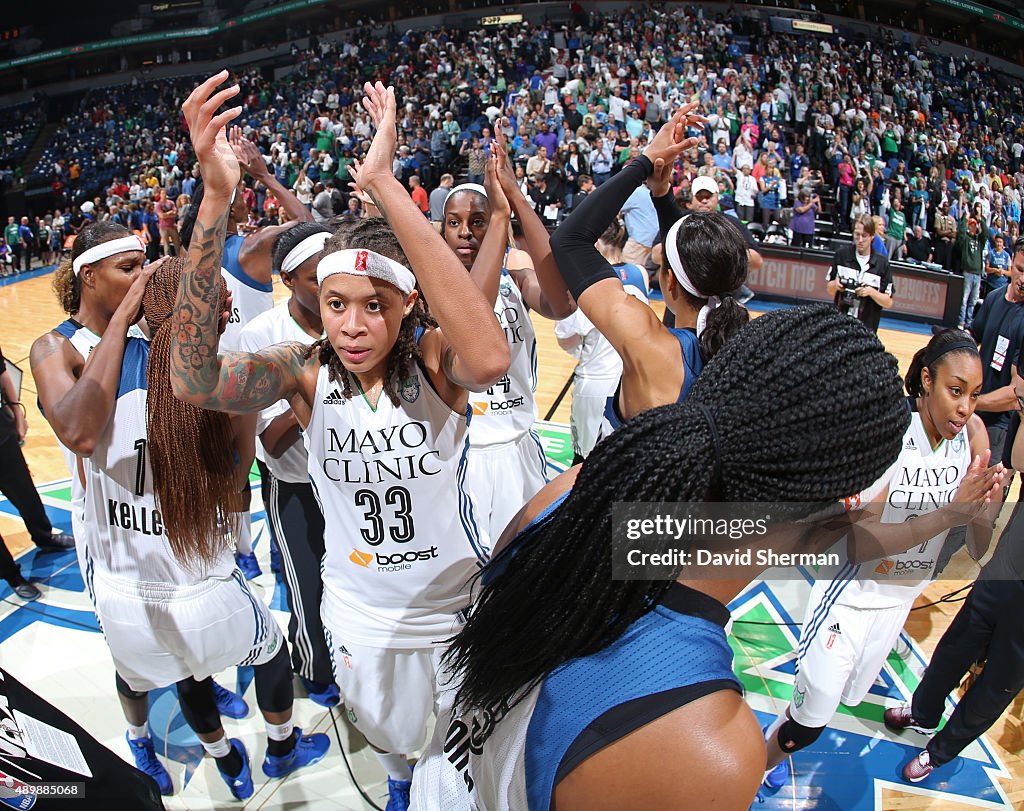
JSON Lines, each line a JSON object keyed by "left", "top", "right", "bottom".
{"left": 553, "top": 267, "right": 648, "bottom": 382}
{"left": 238, "top": 302, "right": 320, "bottom": 483}
{"left": 219, "top": 234, "right": 274, "bottom": 352}
{"left": 80, "top": 336, "right": 236, "bottom": 586}
{"left": 411, "top": 686, "right": 539, "bottom": 811}
{"left": 837, "top": 410, "right": 973, "bottom": 608}
{"left": 305, "top": 363, "right": 489, "bottom": 647}
{"left": 468, "top": 269, "right": 538, "bottom": 446}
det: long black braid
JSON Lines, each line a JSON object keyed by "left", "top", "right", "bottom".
{"left": 444, "top": 304, "right": 911, "bottom": 714}
{"left": 302, "top": 217, "right": 438, "bottom": 407}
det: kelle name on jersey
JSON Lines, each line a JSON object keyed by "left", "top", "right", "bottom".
{"left": 107, "top": 498, "right": 163, "bottom": 536}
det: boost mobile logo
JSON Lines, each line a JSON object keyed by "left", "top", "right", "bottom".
{"left": 349, "top": 550, "right": 373, "bottom": 567}
{"left": 875, "top": 559, "right": 894, "bottom": 575}
{"left": 349, "top": 547, "right": 440, "bottom": 571}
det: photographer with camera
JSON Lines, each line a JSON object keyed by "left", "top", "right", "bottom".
{"left": 827, "top": 214, "right": 894, "bottom": 333}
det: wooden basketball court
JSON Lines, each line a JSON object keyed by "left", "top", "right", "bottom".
{"left": 2, "top": 266, "right": 1022, "bottom": 810}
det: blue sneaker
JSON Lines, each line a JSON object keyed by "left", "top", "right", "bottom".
{"left": 300, "top": 677, "right": 341, "bottom": 708}
{"left": 235, "top": 551, "right": 262, "bottom": 580}
{"left": 262, "top": 728, "right": 330, "bottom": 778}
{"left": 763, "top": 759, "right": 790, "bottom": 792}
{"left": 386, "top": 777, "right": 412, "bottom": 811}
{"left": 125, "top": 733, "right": 173, "bottom": 796}
{"left": 216, "top": 739, "right": 253, "bottom": 801}
{"left": 213, "top": 680, "right": 249, "bottom": 719}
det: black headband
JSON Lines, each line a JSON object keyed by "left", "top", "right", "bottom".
{"left": 923, "top": 338, "right": 978, "bottom": 369}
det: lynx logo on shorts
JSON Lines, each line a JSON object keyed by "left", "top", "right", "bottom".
{"left": 793, "top": 686, "right": 806, "bottom": 708}
{"left": 347, "top": 707, "right": 358, "bottom": 725}
{"left": 400, "top": 374, "right": 421, "bottom": 404}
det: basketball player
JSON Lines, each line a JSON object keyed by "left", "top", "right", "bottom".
{"left": 553, "top": 218, "right": 649, "bottom": 460}
{"left": 441, "top": 143, "right": 571, "bottom": 540}
{"left": 29, "top": 224, "right": 250, "bottom": 795}
{"left": 761, "top": 329, "right": 1006, "bottom": 791}
{"left": 178, "top": 128, "right": 312, "bottom": 579}
{"left": 550, "top": 104, "right": 749, "bottom": 436}
{"left": 168, "top": 74, "right": 509, "bottom": 811}
{"left": 237, "top": 221, "right": 337, "bottom": 706}
{"left": 409, "top": 305, "right": 912, "bottom": 811}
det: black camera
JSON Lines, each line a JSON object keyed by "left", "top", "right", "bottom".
{"left": 838, "top": 272, "right": 860, "bottom": 306}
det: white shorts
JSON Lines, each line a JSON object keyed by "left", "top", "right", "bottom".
{"left": 468, "top": 430, "right": 547, "bottom": 544}
{"left": 570, "top": 377, "right": 617, "bottom": 459}
{"left": 91, "top": 568, "right": 283, "bottom": 692}
{"left": 323, "top": 620, "right": 444, "bottom": 754}
{"left": 789, "top": 587, "right": 912, "bottom": 728}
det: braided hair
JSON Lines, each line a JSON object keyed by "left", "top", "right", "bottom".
{"left": 52, "top": 221, "right": 132, "bottom": 315}
{"left": 142, "top": 256, "right": 238, "bottom": 569}
{"left": 444, "top": 304, "right": 911, "bottom": 713}
{"left": 303, "top": 217, "right": 437, "bottom": 407}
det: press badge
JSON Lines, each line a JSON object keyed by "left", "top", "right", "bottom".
{"left": 991, "top": 334, "right": 1009, "bottom": 372}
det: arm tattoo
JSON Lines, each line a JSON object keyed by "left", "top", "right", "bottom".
{"left": 170, "top": 210, "right": 229, "bottom": 400}
{"left": 216, "top": 343, "right": 310, "bottom": 413}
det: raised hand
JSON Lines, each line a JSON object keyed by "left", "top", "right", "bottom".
{"left": 181, "top": 71, "right": 242, "bottom": 198}
{"left": 643, "top": 101, "right": 706, "bottom": 169}
{"left": 352, "top": 82, "right": 398, "bottom": 192}
{"left": 484, "top": 147, "right": 512, "bottom": 220}
{"left": 492, "top": 129, "right": 522, "bottom": 200}
{"left": 229, "top": 125, "right": 269, "bottom": 179}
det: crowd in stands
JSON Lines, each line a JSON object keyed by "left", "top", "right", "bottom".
{"left": 1, "top": 5, "right": 1022, "bottom": 277}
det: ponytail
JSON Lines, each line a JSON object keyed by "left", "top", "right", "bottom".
{"left": 699, "top": 295, "right": 749, "bottom": 361}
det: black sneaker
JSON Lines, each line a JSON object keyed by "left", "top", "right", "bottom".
{"left": 35, "top": 531, "right": 75, "bottom": 551}
{"left": 11, "top": 581, "right": 41, "bottom": 601}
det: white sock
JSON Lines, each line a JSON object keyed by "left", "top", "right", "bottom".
{"left": 265, "top": 719, "right": 294, "bottom": 742}
{"left": 235, "top": 512, "right": 253, "bottom": 555}
{"left": 201, "top": 734, "right": 232, "bottom": 759}
{"left": 374, "top": 752, "right": 412, "bottom": 782}
{"left": 127, "top": 722, "right": 149, "bottom": 741}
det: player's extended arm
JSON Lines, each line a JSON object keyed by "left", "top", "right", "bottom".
{"left": 356, "top": 82, "right": 508, "bottom": 391}
{"left": 493, "top": 130, "right": 574, "bottom": 319}
{"left": 31, "top": 262, "right": 158, "bottom": 455}
{"left": 169, "top": 72, "right": 307, "bottom": 413}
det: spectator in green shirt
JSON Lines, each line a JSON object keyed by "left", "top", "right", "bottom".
{"left": 884, "top": 197, "right": 907, "bottom": 260}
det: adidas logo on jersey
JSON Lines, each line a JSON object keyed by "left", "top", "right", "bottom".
{"left": 323, "top": 388, "right": 346, "bottom": 405}
{"left": 904, "top": 437, "right": 916, "bottom": 450}
{"left": 828, "top": 622, "right": 842, "bottom": 635}
{"left": 825, "top": 622, "right": 842, "bottom": 649}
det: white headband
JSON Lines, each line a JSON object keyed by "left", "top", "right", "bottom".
{"left": 72, "top": 235, "right": 146, "bottom": 276}
{"left": 444, "top": 183, "right": 488, "bottom": 209}
{"left": 663, "top": 217, "right": 720, "bottom": 337}
{"left": 317, "top": 249, "right": 416, "bottom": 295}
{"left": 281, "top": 231, "right": 331, "bottom": 273}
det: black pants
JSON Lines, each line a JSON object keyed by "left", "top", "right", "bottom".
{"left": 0, "top": 434, "right": 55, "bottom": 583}
{"left": 911, "top": 576, "right": 1024, "bottom": 765}
{"left": 266, "top": 475, "right": 333, "bottom": 684}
